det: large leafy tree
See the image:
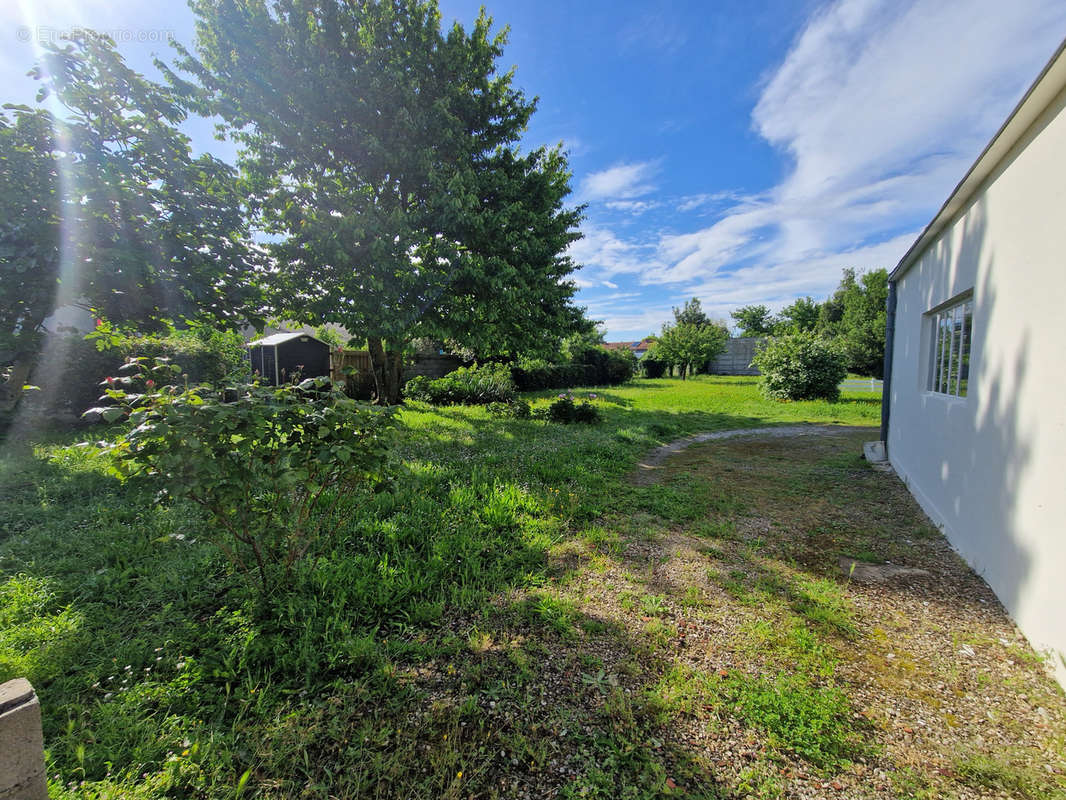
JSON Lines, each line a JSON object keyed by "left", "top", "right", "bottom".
{"left": 0, "top": 107, "right": 63, "bottom": 413}
{"left": 775, "top": 296, "right": 820, "bottom": 335}
{"left": 0, "top": 33, "right": 262, "bottom": 414}
{"left": 178, "top": 0, "right": 584, "bottom": 403}
{"left": 653, "top": 322, "right": 727, "bottom": 380}
{"left": 817, "top": 268, "right": 888, "bottom": 377}
{"left": 672, "top": 297, "right": 709, "bottom": 328}
{"left": 730, "top": 304, "right": 776, "bottom": 337}
{"left": 668, "top": 297, "right": 729, "bottom": 376}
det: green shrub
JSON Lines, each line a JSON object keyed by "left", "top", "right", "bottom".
{"left": 510, "top": 360, "right": 593, "bottom": 391}
{"left": 641, "top": 354, "right": 667, "bottom": 378}
{"left": 486, "top": 399, "right": 531, "bottom": 419}
{"left": 548, "top": 394, "right": 577, "bottom": 423}
{"left": 509, "top": 349, "right": 635, "bottom": 391}
{"left": 87, "top": 358, "right": 394, "bottom": 590}
{"left": 27, "top": 328, "right": 249, "bottom": 421}
{"left": 402, "top": 374, "right": 433, "bottom": 402}
{"left": 565, "top": 345, "right": 637, "bottom": 386}
{"left": 403, "top": 363, "right": 515, "bottom": 405}
{"left": 573, "top": 400, "right": 601, "bottom": 424}
{"left": 602, "top": 348, "right": 638, "bottom": 384}
{"left": 543, "top": 393, "right": 601, "bottom": 424}
{"left": 751, "top": 333, "right": 847, "bottom": 402}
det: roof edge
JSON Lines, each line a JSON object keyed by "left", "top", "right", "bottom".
{"left": 248, "top": 331, "right": 329, "bottom": 347}
{"left": 890, "top": 37, "right": 1066, "bottom": 282}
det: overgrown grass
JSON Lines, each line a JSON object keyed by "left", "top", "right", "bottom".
{"left": 1, "top": 376, "right": 1060, "bottom": 798}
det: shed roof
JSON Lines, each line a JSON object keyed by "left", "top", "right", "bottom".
{"left": 890, "top": 38, "right": 1066, "bottom": 281}
{"left": 248, "top": 332, "right": 328, "bottom": 347}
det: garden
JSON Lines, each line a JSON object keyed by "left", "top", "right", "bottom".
{"left": 3, "top": 373, "right": 1064, "bottom": 799}
{"left": 2, "top": 2, "right": 1064, "bottom": 798}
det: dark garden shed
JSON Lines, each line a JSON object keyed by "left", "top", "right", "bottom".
{"left": 248, "top": 332, "right": 332, "bottom": 386}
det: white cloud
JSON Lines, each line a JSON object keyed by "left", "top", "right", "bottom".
{"left": 587, "top": 0, "right": 1066, "bottom": 337}
{"left": 579, "top": 161, "right": 660, "bottom": 201}
{"left": 650, "top": 0, "right": 1064, "bottom": 284}
{"left": 605, "top": 199, "right": 662, "bottom": 215}
{"left": 567, "top": 224, "right": 663, "bottom": 279}
{"left": 751, "top": 0, "right": 1066, "bottom": 245}
{"left": 676, "top": 191, "right": 744, "bottom": 212}
{"left": 592, "top": 304, "right": 676, "bottom": 341}
{"left": 684, "top": 232, "right": 918, "bottom": 321}
{"left": 569, "top": 274, "right": 598, "bottom": 290}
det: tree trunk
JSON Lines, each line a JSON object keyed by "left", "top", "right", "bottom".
{"left": 0, "top": 358, "right": 32, "bottom": 415}
{"left": 366, "top": 336, "right": 405, "bottom": 405}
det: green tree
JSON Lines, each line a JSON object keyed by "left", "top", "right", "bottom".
{"left": 731, "top": 304, "right": 776, "bottom": 337}
{"left": 180, "top": 0, "right": 584, "bottom": 403}
{"left": 0, "top": 33, "right": 261, "bottom": 415}
{"left": 0, "top": 107, "right": 62, "bottom": 413}
{"left": 672, "top": 297, "right": 710, "bottom": 328}
{"left": 775, "top": 296, "right": 820, "bottom": 334}
{"left": 654, "top": 322, "right": 727, "bottom": 380}
{"left": 817, "top": 268, "right": 888, "bottom": 377}
{"left": 559, "top": 318, "right": 606, "bottom": 363}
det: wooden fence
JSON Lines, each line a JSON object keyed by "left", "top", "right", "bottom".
{"left": 329, "top": 348, "right": 465, "bottom": 398}
{"left": 330, "top": 349, "right": 372, "bottom": 382}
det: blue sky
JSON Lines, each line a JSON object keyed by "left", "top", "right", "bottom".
{"left": 5, "top": 0, "right": 1066, "bottom": 340}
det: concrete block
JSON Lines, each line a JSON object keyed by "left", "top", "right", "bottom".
{"left": 0, "top": 679, "right": 48, "bottom": 800}
{"left": 862, "top": 440, "right": 886, "bottom": 462}
{"left": 862, "top": 441, "right": 894, "bottom": 473}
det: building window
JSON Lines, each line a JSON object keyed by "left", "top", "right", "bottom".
{"left": 927, "top": 295, "right": 973, "bottom": 397}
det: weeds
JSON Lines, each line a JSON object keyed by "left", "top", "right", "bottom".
{"left": 4, "top": 377, "right": 1061, "bottom": 798}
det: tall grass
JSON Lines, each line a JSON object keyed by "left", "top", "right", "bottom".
{"left": 0, "top": 376, "right": 878, "bottom": 798}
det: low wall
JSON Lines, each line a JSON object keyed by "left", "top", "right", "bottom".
{"left": 709, "top": 337, "right": 763, "bottom": 376}
{"left": 0, "top": 679, "right": 47, "bottom": 800}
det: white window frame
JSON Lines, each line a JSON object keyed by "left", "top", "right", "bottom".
{"left": 925, "top": 292, "right": 973, "bottom": 398}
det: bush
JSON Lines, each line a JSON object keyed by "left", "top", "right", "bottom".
{"left": 572, "top": 400, "right": 600, "bottom": 424}
{"left": 88, "top": 358, "right": 394, "bottom": 590}
{"left": 641, "top": 355, "right": 667, "bottom": 378}
{"left": 510, "top": 349, "right": 634, "bottom": 391}
{"left": 541, "top": 393, "right": 601, "bottom": 424}
{"left": 486, "top": 399, "right": 531, "bottom": 419}
{"left": 402, "top": 374, "right": 433, "bottom": 402}
{"left": 603, "top": 348, "right": 637, "bottom": 384}
{"left": 27, "top": 328, "right": 249, "bottom": 421}
{"left": 510, "top": 360, "right": 592, "bottom": 391}
{"left": 751, "top": 333, "right": 847, "bottom": 402}
{"left": 403, "top": 363, "right": 515, "bottom": 405}
{"left": 566, "top": 345, "right": 637, "bottom": 386}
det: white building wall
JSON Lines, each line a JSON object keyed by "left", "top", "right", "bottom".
{"left": 888, "top": 84, "right": 1066, "bottom": 686}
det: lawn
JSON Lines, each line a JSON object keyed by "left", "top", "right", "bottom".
{"left": 1, "top": 376, "right": 1061, "bottom": 798}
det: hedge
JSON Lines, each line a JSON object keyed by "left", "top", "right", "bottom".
{"left": 510, "top": 349, "right": 635, "bottom": 391}
{"left": 25, "top": 330, "right": 250, "bottom": 420}
{"left": 510, "top": 362, "right": 596, "bottom": 391}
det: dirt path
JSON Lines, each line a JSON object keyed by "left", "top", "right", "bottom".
{"left": 632, "top": 424, "right": 873, "bottom": 484}
{"left": 610, "top": 427, "right": 1066, "bottom": 798}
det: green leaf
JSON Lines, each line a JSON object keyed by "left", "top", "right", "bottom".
{"left": 234, "top": 768, "right": 252, "bottom": 798}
